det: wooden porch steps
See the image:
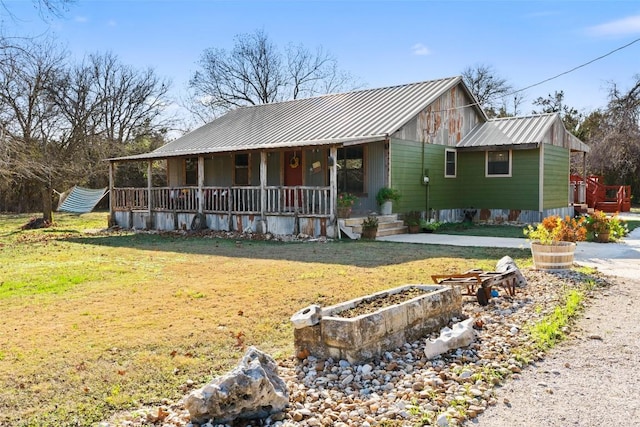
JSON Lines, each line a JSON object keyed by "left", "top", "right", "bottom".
{"left": 594, "top": 201, "right": 622, "bottom": 213}
{"left": 341, "top": 214, "right": 407, "bottom": 239}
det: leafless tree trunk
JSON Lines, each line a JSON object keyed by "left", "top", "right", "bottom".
{"left": 0, "top": 38, "right": 65, "bottom": 218}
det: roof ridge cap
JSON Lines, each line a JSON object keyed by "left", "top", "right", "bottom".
{"left": 234, "top": 76, "right": 462, "bottom": 110}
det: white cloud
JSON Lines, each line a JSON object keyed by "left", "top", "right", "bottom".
{"left": 74, "top": 16, "right": 88, "bottom": 23}
{"left": 588, "top": 14, "right": 640, "bottom": 36}
{"left": 107, "top": 19, "right": 117, "bottom": 27}
{"left": 411, "top": 43, "right": 431, "bottom": 56}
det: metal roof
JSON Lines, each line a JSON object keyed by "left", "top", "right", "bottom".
{"left": 112, "top": 76, "right": 467, "bottom": 161}
{"left": 457, "top": 113, "right": 590, "bottom": 153}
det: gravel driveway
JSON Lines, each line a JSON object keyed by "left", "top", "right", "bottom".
{"left": 470, "top": 222, "right": 640, "bottom": 427}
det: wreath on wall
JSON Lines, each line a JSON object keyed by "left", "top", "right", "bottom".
{"left": 289, "top": 153, "right": 300, "bottom": 169}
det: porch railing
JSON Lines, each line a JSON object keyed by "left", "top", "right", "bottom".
{"left": 113, "top": 187, "right": 149, "bottom": 210}
{"left": 112, "top": 186, "right": 331, "bottom": 216}
{"left": 152, "top": 187, "right": 199, "bottom": 211}
{"left": 265, "top": 186, "right": 330, "bottom": 216}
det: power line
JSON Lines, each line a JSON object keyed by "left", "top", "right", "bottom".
{"left": 508, "top": 37, "right": 640, "bottom": 96}
{"left": 431, "top": 37, "right": 640, "bottom": 114}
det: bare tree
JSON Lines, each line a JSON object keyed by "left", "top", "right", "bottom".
{"left": 586, "top": 76, "right": 640, "bottom": 196}
{"left": 88, "top": 51, "right": 172, "bottom": 147}
{"left": 532, "top": 90, "right": 585, "bottom": 137}
{"left": 188, "top": 29, "right": 361, "bottom": 123}
{"left": 1, "top": 0, "right": 74, "bottom": 19}
{"left": 0, "top": 39, "right": 173, "bottom": 217}
{"left": 285, "top": 43, "right": 359, "bottom": 99}
{"left": 495, "top": 91, "right": 526, "bottom": 117}
{"left": 0, "top": 39, "right": 66, "bottom": 218}
{"left": 461, "top": 64, "right": 514, "bottom": 117}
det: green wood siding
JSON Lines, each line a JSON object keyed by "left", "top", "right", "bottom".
{"left": 543, "top": 144, "right": 570, "bottom": 209}
{"left": 457, "top": 149, "right": 540, "bottom": 210}
{"left": 390, "top": 138, "right": 460, "bottom": 212}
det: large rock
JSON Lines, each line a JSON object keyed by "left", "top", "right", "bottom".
{"left": 496, "top": 255, "right": 527, "bottom": 287}
{"left": 184, "top": 347, "right": 289, "bottom": 424}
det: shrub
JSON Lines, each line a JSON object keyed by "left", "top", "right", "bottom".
{"left": 337, "top": 193, "right": 357, "bottom": 208}
{"left": 362, "top": 215, "right": 379, "bottom": 229}
{"left": 585, "top": 211, "right": 629, "bottom": 241}
{"left": 404, "top": 211, "right": 421, "bottom": 226}
{"left": 376, "top": 187, "right": 400, "bottom": 205}
{"left": 523, "top": 215, "right": 586, "bottom": 244}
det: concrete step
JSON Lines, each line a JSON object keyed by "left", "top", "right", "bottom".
{"left": 340, "top": 214, "right": 406, "bottom": 239}
{"left": 376, "top": 226, "right": 408, "bottom": 237}
{"left": 351, "top": 220, "right": 405, "bottom": 234}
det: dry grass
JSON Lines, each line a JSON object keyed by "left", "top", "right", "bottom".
{"left": 0, "top": 212, "right": 530, "bottom": 426}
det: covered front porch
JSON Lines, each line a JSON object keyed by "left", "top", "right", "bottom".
{"left": 108, "top": 144, "right": 377, "bottom": 237}
{"left": 110, "top": 184, "right": 333, "bottom": 236}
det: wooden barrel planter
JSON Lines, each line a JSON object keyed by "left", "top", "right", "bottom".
{"left": 530, "top": 241, "right": 576, "bottom": 270}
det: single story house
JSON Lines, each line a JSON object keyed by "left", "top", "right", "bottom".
{"left": 107, "top": 76, "right": 589, "bottom": 237}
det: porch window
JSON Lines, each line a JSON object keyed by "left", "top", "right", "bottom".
{"left": 445, "top": 149, "right": 456, "bottom": 178}
{"left": 234, "top": 153, "right": 250, "bottom": 185}
{"left": 486, "top": 150, "right": 511, "bottom": 177}
{"left": 185, "top": 158, "right": 198, "bottom": 185}
{"left": 337, "top": 146, "right": 364, "bottom": 194}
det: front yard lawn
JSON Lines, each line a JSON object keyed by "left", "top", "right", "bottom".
{"left": 0, "top": 213, "right": 530, "bottom": 426}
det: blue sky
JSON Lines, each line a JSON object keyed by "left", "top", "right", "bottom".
{"left": 4, "top": 0, "right": 640, "bottom": 125}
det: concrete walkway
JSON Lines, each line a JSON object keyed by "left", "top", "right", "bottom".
{"left": 378, "top": 213, "right": 640, "bottom": 279}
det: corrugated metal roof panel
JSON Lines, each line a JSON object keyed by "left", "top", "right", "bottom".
{"left": 492, "top": 113, "right": 556, "bottom": 144}
{"left": 457, "top": 113, "right": 589, "bottom": 153}
{"left": 458, "top": 113, "right": 555, "bottom": 149}
{"left": 115, "top": 77, "right": 463, "bottom": 160}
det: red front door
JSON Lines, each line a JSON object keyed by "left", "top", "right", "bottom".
{"left": 284, "top": 151, "right": 303, "bottom": 207}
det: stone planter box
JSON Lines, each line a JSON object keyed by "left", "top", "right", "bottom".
{"left": 291, "top": 284, "right": 462, "bottom": 364}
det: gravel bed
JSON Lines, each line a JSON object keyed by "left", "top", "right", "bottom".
{"left": 104, "top": 269, "right": 611, "bottom": 427}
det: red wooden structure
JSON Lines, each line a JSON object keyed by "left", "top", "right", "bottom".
{"left": 570, "top": 175, "right": 631, "bottom": 213}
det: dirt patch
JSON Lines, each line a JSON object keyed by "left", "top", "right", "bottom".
{"left": 20, "top": 217, "right": 52, "bottom": 229}
{"left": 335, "top": 287, "right": 428, "bottom": 318}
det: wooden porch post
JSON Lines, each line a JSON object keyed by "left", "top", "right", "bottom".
{"left": 108, "top": 161, "right": 115, "bottom": 227}
{"left": 198, "top": 156, "right": 204, "bottom": 214}
{"left": 260, "top": 151, "right": 267, "bottom": 220}
{"left": 147, "top": 160, "right": 153, "bottom": 215}
{"left": 330, "top": 146, "right": 338, "bottom": 235}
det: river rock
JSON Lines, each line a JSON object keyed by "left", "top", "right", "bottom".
{"left": 184, "top": 346, "right": 289, "bottom": 424}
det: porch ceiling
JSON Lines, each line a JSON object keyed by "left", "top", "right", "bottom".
{"left": 110, "top": 135, "right": 386, "bottom": 162}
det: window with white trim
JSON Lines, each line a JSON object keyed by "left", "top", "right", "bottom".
{"left": 486, "top": 150, "right": 511, "bottom": 177}
{"left": 445, "top": 149, "right": 456, "bottom": 178}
